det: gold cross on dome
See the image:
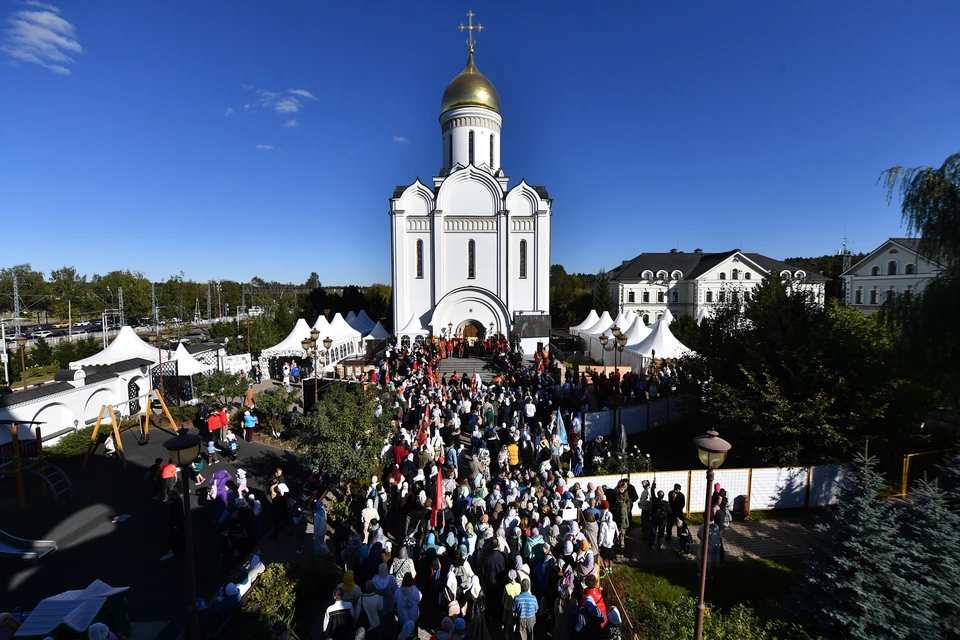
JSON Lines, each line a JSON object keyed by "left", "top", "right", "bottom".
{"left": 459, "top": 10, "right": 483, "bottom": 52}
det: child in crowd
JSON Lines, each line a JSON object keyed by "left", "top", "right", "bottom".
{"left": 206, "top": 440, "right": 219, "bottom": 465}
{"left": 190, "top": 456, "right": 206, "bottom": 485}
{"left": 236, "top": 468, "right": 248, "bottom": 496}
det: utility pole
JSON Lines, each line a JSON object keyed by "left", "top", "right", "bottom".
{"left": 12, "top": 272, "right": 20, "bottom": 337}
{"left": 1, "top": 318, "right": 9, "bottom": 385}
{"left": 118, "top": 287, "right": 125, "bottom": 327}
{"left": 206, "top": 282, "right": 212, "bottom": 323}
{"left": 152, "top": 282, "right": 158, "bottom": 331}
{"left": 241, "top": 284, "right": 245, "bottom": 315}
{"left": 216, "top": 282, "right": 222, "bottom": 320}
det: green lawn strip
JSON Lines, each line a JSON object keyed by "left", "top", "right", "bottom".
{"left": 612, "top": 556, "right": 801, "bottom": 609}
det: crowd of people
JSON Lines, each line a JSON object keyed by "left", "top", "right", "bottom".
{"left": 319, "top": 338, "right": 636, "bottom": 640}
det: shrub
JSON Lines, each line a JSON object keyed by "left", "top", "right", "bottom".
{"left": 246, "top": 563, "right": 298, "bottom": 623}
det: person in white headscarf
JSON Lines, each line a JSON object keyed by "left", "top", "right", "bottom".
{"left": 314, "top": 499, "right": 329, "bottom": 556}
{"left": 361, "top": 498, "right": 379, "bottom": 542}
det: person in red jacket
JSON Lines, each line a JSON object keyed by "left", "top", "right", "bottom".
{"left": 581, "top": 574, "right": 608, "bottom": 628}
{"left": 218, "top": 407, "right": 230, "bottom": 440}
{"left": 207, "top": 412, "right": 220, "bottom": 442}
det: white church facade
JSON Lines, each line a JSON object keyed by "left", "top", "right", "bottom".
{"left": 390, "top": 15, "right": 551, "bottom": 348}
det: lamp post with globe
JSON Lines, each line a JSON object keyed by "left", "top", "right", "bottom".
{"left": 599, "top": 326, "right": 629, "bottom": 439}
{"left": 692, "top": 430, "right": 732, "bottom": 640}
{"left": 163, "top": 431, "right": 202, "bottom": 639}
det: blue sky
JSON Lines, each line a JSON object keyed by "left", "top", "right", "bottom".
{"left": 2, "top": 1, "right": 958, "bottom": 285}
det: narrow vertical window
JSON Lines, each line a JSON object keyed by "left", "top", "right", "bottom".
{"left": 468, "top": 131, "right": 475, "bottom": 165}
{"left": 468, "top": 239, "right": 475, "bottom": 279}
{"left": 627, "top": 291, "right": 635, "bottom": 303}
{"left": 448, "top": 134, "right": 453, "bottom": 167}
{"left": 706, "top": 291, "right": 713, "bottom": 303}
{"left": 490, "top": 134, "right": 495, "bottom": 167}
{"left": 519, "top": 240, "right": 527, "bottom": 279}
{"left": 416, "top": 239, "right": 423, "bottom": 279}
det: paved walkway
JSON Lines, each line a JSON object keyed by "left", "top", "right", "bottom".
{"left": 624, "top": 513, "right": 819, "bottom": 566}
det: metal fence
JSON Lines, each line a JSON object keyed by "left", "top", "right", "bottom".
{"left": 573, "top": 464, "right": 846, "bottom": 515}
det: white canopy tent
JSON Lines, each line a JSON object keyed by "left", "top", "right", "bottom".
{"left": 660, "top": 308, "right": 676, "bottom": 326}
{"left": 627, "top": 314, "right": 692, "bottom": 359}
{"left": 172, "top": 343, "right": 213, "bottom": 376}
{"left": 583, "top": 310, "right": 615, "bottom": 336}
{"left": 397, "top": 314, "right": 429, "bottom": 344}
{"left": 261, "top": 318, "right": 313, "bottom": 359}
{"left": 363, "top": 321, "right": 392, "bottom": 341}
{"left": 695, "top": 307, "right": 710, "bottom": 326}
{"left": 570, "top": 310, "right": 600, "bottom": 333}
{"left": 329, "top": 313, "right": 362, "bottom": 341}
{"left": 612, "top": 312, "right": 635, "bottom": 334}
{"left": 69, "top": 326, "right": 159, "bottom": 369}
{"left": 622, "top": 315, "right": 652, "bottom": 347}
{"left": 312, "top": 314, "right": 333, "bottom": 339}
{"left": 355, "top": 310, "right": 376, "bottom": 333}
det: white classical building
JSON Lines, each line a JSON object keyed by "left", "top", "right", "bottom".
{"left": 607, "top": 249, "right": 827, "bottom": 325}
{"left": 389, "top": 20, "right": 551, "bottom": 348}
{"left": 841, "top": 237, "right": 945, "bottom": 313}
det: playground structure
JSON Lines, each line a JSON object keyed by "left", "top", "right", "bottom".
{"left": 81, "top": 388, "right": 179, "bottom": 471}
{"left": 0, "top": 420, "right": 73, "bottom": 510}
{"left": 0, "top": 528, "right": 58, "bottom": 563}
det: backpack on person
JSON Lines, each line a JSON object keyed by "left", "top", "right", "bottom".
{"left": 718, "top": 507, "right": 733, "bottom": 529}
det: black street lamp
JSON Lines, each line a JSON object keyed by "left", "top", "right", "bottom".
{"left": 163, "top": 431, "right": 203, "bottom": 640}
{"left": 599, "top": 326, "right": 629, "bottom": 446}
{"left": 692, "top": 430, "right": 732, "bottom": 640}
{"left": 302, "top": 326, "right": 322, "bottom": 404}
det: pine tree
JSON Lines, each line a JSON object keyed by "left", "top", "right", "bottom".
{"left": 592, "top": 269, "right": 616, "bottom": 317}
{"left": 900, "top": 479, "right": 960, "bottom": 636}
{"left": 938, "top": 453, "right": 960, "bottom": 514}
{"left": 791, "top": 455, "right": 926, "bottom": 639}
{"left": 28, "top": 337, "right": 55, "bottom": 368}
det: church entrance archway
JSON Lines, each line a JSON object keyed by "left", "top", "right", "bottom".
{"left": 458, "top": 320, "right": 486, "bottom": 345}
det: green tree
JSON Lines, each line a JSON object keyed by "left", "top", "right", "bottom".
{"left": 28, "top": 337, "right": 55, "bottom": 367}
{"left": 48, "top": 266, "right": 89, "bottom": 320}
{"left": 669, "top": 314, "right": 700, "bottom": 350}
{"left": 592, "top": 268, "right": 616, "bottom": 317}
{"left": 900, "top": 480, "right": 960, "bottom": 635}
{"left": 194, "top": 371, "right": 249, "bottom": 409}
{"left": 792, "top": 455, "right": 926, "bottom": 639}
{"left": 550, "top": 264, "right": 593, "bottom": 329}
{"left": 0, "top": 264, "right": 49, "bottom": 317}
{"left": 881, "top": 151, "right": 960, "bottom": 406}
{"left": 253, "top": 386, "right": 299, "bottom": 438}
{"left": 290, "top": 384, "right": 387, "bottom": 485}
{"left": 364, "top": 284, "right": 392, "bottom": 329}
{"left": 679, "top": 274, "right": 929, "bottom": 466}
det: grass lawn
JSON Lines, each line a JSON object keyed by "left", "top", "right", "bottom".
{"left": 611, "top": 556, "right": 804, "bottom": 610}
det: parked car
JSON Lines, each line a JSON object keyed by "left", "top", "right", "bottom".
{"left": 52, "top": 322, "right": 71, "bottom": 329}
{"left": 50, "top": 329, "right": 69, "bottom": 337}
{"left": 30, "top": 330, "right": 52, "bottom": 339}
{"left": 74, "top": 321, "right": 91, "bottom": 327}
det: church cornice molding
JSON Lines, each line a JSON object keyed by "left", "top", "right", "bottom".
{"left": 445, "top": 217, "right": 498, "bottom": 232}
{"left": 441, "top": 114, "right": 502, "bottom": 134}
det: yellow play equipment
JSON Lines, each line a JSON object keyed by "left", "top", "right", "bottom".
{"left": 0, "top": 420, "right": 73, "bottom": 509}
{"left": 81, "top": 389, "right": 178, "bottom": 471}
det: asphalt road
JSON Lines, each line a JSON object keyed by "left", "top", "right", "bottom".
{"left": 0, "top": 424, "right": 305, "bottom": 637}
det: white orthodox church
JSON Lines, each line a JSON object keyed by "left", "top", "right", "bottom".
{"left": 390, "top": 14, "right": 552, "bottom": 349}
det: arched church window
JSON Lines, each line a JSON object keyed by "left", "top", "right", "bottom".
{"left": 468, "top": 131, "right": 475, "bottom": 165}
{"left": 732, "top": 269, "right": 739, "bottom": 280}
{"left": 519, "top": 240, "right": 527, "bottom": 279}
{"left": 719, "top": 272, "right": 726, "bottom": 280}
{"left": 468, "top": 239, "right": 476, "bottom": 279}
{"left": 642, "top": 314, "right": 650, "bottom": 326}
{"left": 490, "top": 134, "right": 495, "bottom": 167}
{"left": 416, "top": 240, "right": 424, "bottom": 279}
{"left": 744, "top": 272, "right": 751, "bottom": 280}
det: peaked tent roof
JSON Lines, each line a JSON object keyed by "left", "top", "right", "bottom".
{"left": 612, "top": 312, "right": 634, "bottom": 334}
{"left": 262, "top": 318, "right": 313, "bottom": 357}
{"left": 345, "top": 311, "right": 358, "bottom": 327}
{"left": 660, "top": 308, "right": 676, "bottom": 326}
{"left": 397, "top": 314, "right": 429, "bottom": 335}
{"left": 329, "top": 313, "right": 362, "bottom": 340}
{"left": 13, "top": 579, "right": 129, "bottom": 635}
{"left": 312, "top": 314, "right": 333, "bottom": 339}
{"left": 69, "top": 326, "right": 159, "bottom": 369}
{"left": 626, "top": 315, "right": 692, "bottom": 359}
{"left": 355, "top": 310, "right": 377, "bottom": 333}
{"left": 695, "top": 307, "right": 710, "bottom": 325}
{"left": 583, "top": 311, "right": 615, "bottom": 336}
{"left": 570, "top": 310, "right": 600, "bottom": 332}
{"left": 173, "top": 343, "right": 213, "bottom": 376}
{"left": 363, "top": 321, "right": 392, "bottom": 341}
{"left": 622, "top": 314, "right": 652, "bottom": 347}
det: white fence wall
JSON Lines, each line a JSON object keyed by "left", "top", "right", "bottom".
{"left": 575, "top": 464, "right": 846, "bottom": 515}
{"left": 583, "top": 396, "right": 681, "bottom": 441}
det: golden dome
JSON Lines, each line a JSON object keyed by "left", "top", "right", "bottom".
{"left": 440, "top": 51, "right": 501, "bottom": 115}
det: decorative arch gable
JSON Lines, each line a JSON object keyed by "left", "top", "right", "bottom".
{"left": 436, "top": 166, "right": 503, "bottom": 216}
{"left": 505, "top": 180, "right": 542, "bottom": 217}
{"left": 397, "top": 179, "right": 435, "bottom": 217}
